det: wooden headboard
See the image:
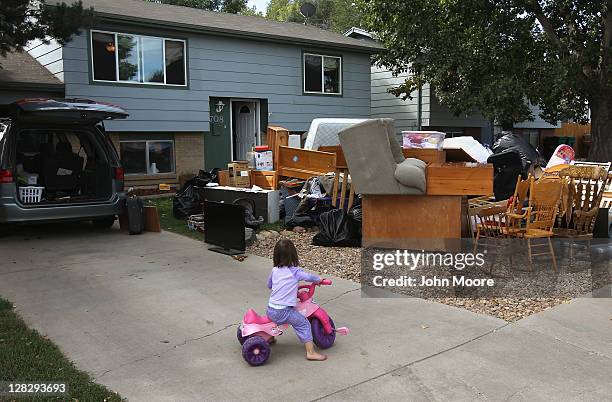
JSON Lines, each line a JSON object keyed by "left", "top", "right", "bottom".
{"left": 277, "top": 146, "right": 336, "bottom": 181}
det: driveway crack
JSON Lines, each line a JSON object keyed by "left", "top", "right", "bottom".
{"left": 96, "top": 323, "right": 237, "bottom": 379}
{"left": 311, "top": 322, "right": 510, "bottom": 401}
{"left": 513, "top": 324, "right": 612, "bottom": 361}
{"left": 320, "top": 287, "right": 360, "bottom": 306}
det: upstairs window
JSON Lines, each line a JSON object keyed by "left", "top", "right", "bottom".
{"left": 303, "top": 53, "right": 342, "bottom": 95}
{"left": 91, "top": 30, "right": 186, "bottom": 86}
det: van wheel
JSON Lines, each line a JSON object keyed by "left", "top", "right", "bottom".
{"left": 92, "top": 216, "right": 116, "bottom": 229}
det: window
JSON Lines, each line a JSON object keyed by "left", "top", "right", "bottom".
{"left": 303, "top": 53, "right": 342, "bottom": 95}
{"left": 120, "top": 140, "right": 175, "bottom": 175}
{"left": 91, "top": 30, "right": 186, "bottom": 86}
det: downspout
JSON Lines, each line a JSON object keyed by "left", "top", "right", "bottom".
{"left": 417, "top": 85, "right": 423, "bottom": 131}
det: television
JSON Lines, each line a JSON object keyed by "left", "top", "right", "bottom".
{"left": 204, "top": 201, "right": 246, "bottom": 255}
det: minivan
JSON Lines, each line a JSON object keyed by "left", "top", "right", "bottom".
{"left": 0, "top": 99, "right": 128, "bottom": 232}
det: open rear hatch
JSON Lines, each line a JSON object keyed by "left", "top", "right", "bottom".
{"left": 10, "top": 98, "right": 128, "bottom": 124}
{"left": 9, "top": 99, "right": 127, "bottom": 206}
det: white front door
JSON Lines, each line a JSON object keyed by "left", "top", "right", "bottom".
{"left": 233, "top": 102, "right": 257, "bottom": 161}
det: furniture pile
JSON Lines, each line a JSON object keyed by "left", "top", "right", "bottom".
{"left": 470, "top": 163, "right": 611, "bottom": 271}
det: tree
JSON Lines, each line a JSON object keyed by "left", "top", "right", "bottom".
{"left": 360, "top": 0, "right": 612, "bottom": 162}
{"left": 266, "top": 0, "right": 363, "bottom": 33}
{"left": 148, "top": 0, "right": 249, "bottom": 13}
{"left": 0, "top": 0, "right": 93, "bottom": 62}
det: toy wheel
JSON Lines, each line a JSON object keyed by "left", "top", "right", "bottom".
{"left": 242, "top": 336, "right": 271, "bottom": 366}
{"left": 310, "top": 317, "right": 336, "bottom": 349}
{"left": 237, "top": 326, "right": 249, "bottom": 345}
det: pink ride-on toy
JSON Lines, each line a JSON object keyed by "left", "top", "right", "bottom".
{"left": 238, "top": 279, "right": 349, "bottom": 366}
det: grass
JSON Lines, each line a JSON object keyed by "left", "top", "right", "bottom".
{"left": 146, "top": 196, "right": 286, "bottom": 241}
{"left": 0, "top": 298, "right": 122, "bottom": 401}
{"left": 146, "top": 197, "right": 204, "bottom": 241}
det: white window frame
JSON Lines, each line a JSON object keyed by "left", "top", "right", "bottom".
{"left": 303, "top": 53, "right": 342, "bottom": 95}
{"left": 120, "top": 140, "right": 176, "bottom": 175}
{"left": 91, "top": 29, "right": 187, "bottom": 87}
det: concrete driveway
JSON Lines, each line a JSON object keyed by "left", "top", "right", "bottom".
{"left": 0, "top": 224, "right": 610, "bottom": 401}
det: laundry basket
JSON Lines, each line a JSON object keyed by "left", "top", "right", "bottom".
{"left": 19, "top": 186, "right": 44, "bottom": 204}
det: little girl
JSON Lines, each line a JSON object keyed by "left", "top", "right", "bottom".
{"left": 267, "top": 238, "right": 327, "bottom": 361}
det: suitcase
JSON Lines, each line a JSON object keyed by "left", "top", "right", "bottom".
{"left": 126, "top": 196, "right": 145, "bottom": 235}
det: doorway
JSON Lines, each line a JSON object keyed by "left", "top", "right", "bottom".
{"left": 232, "top": 100, "right": 259, "bottom": 161}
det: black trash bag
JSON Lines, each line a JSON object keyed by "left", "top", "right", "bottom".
{"left": 233, "top": 197, "right": 264, "bottom": 229}
{"left": 286, "top": 213, "right": 316, "bottom": 229}
{"left": 492, "top": 131, "right": 543, "bottom": 170}
{"left": 312, "top": 209, "right": 361, "bottom": 247}
{"left": 285, "top": 198, "right": 334, "bottom": 228}
{"left": 347, "top": 199, "right": 362, "bottom": 237}
{"left": 487, "top": 150, "right": 525, "bottom": 201}
{"left": 172, "top": 171, "right": 214, "bottom": 219}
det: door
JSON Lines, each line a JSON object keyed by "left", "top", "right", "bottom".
{"left": 233, "top": 101, "right": 256, "bottom": 161}
{"left": 206, "top": 97, "right": 232, "bottom": 171}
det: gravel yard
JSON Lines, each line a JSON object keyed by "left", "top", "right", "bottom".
{"left": 247, "top": 229, "right": 602, "bottom": 322}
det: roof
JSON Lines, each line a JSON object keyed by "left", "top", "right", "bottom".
{"left": 53, "top": 0, "right": 383, "bottom": 53}
{"left": 0, "top": 51, "right": 64, "bottom": 91}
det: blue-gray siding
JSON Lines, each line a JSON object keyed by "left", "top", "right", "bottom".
{"left": 60, "top": 25, "right": 372, "bottom": 132}
{"left": 371, "top": 66, "right": 558, "bottom": 135}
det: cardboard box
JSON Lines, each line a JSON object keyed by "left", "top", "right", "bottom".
{"left": 228, "top": 161, "right": 251, "bottom": 188}
{"left": 254, "top": 150, "right": 274, "bottom": 171}
{"left": 218, "top": 170, "right": 229, "bottom": 186}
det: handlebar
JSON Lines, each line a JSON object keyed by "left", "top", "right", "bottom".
{"left": 297, "top": 279, "right": 331, "bottom": 300}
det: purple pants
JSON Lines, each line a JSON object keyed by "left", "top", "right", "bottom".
{"left": 266, "top": 306, "right": 313, "bottom": 343}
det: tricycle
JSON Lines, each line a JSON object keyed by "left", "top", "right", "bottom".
{"left": 237, "top": 279, "right": 349, "bottom": 366}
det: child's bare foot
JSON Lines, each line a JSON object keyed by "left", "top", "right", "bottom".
{"left": 306, "top": 351, "right": 327, "bottom": 361}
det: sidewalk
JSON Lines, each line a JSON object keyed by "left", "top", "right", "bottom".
{"left": 0, "top": 225, "right": 610, "bottom": 401}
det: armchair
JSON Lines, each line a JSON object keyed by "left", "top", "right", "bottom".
{"left": 338, "top": 119, "right": 426, "bottom": 195}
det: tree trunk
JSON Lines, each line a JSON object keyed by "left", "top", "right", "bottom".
{"left": 588, "top": 95, "right": 612, "bottom": 162}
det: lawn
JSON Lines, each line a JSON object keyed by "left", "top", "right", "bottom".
{"left": 0, "top": 298, "right": 122, "bottom": 401}
{"left": 146, "top": 196, "right": 204, "bottom": 241}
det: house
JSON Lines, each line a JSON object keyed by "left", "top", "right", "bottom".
{"left": 0, "top": 52, "right": 65, "bottom": 104}
{"left": 345, "top": 28, "right": 560, "bottom": 147}
{"left": 24, "top": 0, "right": 381, "bottom": 188}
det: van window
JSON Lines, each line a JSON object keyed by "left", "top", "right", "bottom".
{"left": 0, "top": 122, "right": 8, "bottom": 140}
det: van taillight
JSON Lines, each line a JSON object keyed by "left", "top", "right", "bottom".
{"left": 0, "top": 169, "right": 13, "bottom": 183}
{"left": 115, "top": 167, "right": 125, "bottom": 180}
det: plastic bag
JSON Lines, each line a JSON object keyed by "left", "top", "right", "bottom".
{"left": 492, "top": 131, "right": 543, "bottom": 169}
{"left": 487, "top": 150, "right": 525, "bottom": 201}
{"left": 172, "top": 171, "right": 214, "bottom": 219}
{"left": 312, "top": 209, "right": 361, "bottom": 247}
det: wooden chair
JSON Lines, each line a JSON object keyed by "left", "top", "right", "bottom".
{"left": 472, "top": 205, "right": 510, "bottom": 273}
{"left": 553, "top": 167, "right": 611, "bottom": 266}
{"left": 470, "top": 174, "right": 532, "bottom": 240}
{"left": 319, "top": 145, "right": 355, "bottom": 210}
{"left": 504, "top": 174, "right": 533, "bottom": 235}
{"left": 471, "top": 175, "right": 533, "bottom": 273}
{"left": 519, "top": 180, "right": 563, "bottom": 271}
{"left": 555, "top": 166, "right": 611, "bottom": 238}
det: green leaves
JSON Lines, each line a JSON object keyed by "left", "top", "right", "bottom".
{"left": 266, "top": 0, "right": 364, "bottom": 33}
{"left": 359, "top": 0, "right": 607, "bottom": 126}
{"left": 0, "top": 0, "right": 94, "bottom": 58}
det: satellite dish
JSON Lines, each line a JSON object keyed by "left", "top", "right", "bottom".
{"left": 300, "top": 2, "right": 316, "bottom": 19}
